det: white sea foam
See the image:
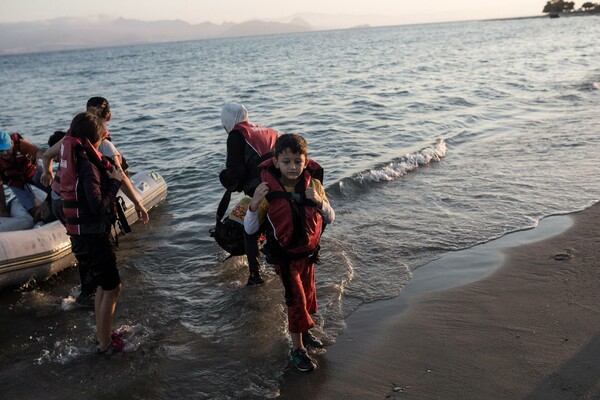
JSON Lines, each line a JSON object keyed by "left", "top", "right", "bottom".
{"left": 60, "top": 296, "right": 76, "bottom": 311}
{"left": 34, "top": 341, "right": 81, "bottom": 365}
{"left": 355, "top": 138, "right": 446, "bottom": 184}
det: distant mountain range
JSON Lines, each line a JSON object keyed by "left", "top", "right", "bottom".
{"left": 0, "top": 13, "right": 392, "bottom": 55}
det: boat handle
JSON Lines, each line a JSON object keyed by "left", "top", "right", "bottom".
{"left": 137, "top": 182, "right": 150, "bottom": 192}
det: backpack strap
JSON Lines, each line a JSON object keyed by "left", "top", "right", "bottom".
{"left": 115, "top": 196, "right": 131, "bottom": 234}
{"left": 215, "top": 190, "right": 232, "bottom": 223}
{"left": 257, "top": 151, "right": 273, "bottom": 165}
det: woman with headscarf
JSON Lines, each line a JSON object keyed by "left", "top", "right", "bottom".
{"left": 219, "top": 103, "right": 278, "bottom": 285}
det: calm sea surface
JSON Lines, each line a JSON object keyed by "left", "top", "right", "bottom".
{"left": 1, "top": 16, "right": 599, "bottom": 399}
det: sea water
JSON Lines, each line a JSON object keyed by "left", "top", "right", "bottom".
{"left": 0, "top": 16, "right": 599, "bottom": 399}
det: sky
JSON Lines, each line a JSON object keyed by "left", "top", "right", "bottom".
{"left": 0, "top": 0, "right": 548, "bottom": 25}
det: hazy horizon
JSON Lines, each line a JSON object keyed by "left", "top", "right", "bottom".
{"left": 1, "top": 0, "right": 546, "bottom": 26}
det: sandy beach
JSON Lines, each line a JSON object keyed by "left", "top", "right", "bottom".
{"left": 279, "top": 203, "right": 600, "bottom": 399}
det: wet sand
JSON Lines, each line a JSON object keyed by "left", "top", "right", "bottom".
{"left": 279, "top": 203, "right": 600, "bottom": 399}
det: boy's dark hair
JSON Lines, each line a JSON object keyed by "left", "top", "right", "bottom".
{"left": 69, "top": 112, "right": 103, "bottom": 143}
{"left": 48, "top": 130, "right": 66, "bottom": 147}
{"left": 274, "top": 133, "right": 308, "bottom": 157}
{"left": 86, "top": 96, "right": 111, "bottom": 119}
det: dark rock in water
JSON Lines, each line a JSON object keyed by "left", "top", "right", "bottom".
{"left": 553, "top": 253, "right": 571, "bottom": 261}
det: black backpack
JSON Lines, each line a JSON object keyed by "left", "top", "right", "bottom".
{"left": 209, "top": 190, "right": 246, "bottom": 256}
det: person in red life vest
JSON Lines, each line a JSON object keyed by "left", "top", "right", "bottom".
{"left": 60, "top": 111, "right": 128, "bottom": 354}
{"left": 219, "top": 103, "right": 278, "bottom": 286}
{"left": 244, "top": 133, "right": 335, "bottom": 372}
{"left": 41, "top": 97, "right": 149, "bottom": 308}
{"left": 0, "top": 130, "right": 50, "bottom": 219}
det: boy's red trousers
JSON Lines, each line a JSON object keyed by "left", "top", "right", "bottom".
{"left": 277, "top": 257, "right": 317, "bottom": 334}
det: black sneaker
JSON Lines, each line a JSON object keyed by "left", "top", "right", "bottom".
{"left": 290, "top": 348, "right": 316, "bottom": 372}
{"left": 75, "top": 292, "right": 95, "bottom": 308}
{"left": 302, "top": 331, "right": 324, "bottom": 348}
{"left": 246, "top": 272, "right": 264, "bottom": 286}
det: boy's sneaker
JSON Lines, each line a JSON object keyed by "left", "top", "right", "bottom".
{"left": 290, "top": 348, "right": 316, "bottom": 372}
{"left": 75, "top": 292, "right": 95, "bottom": 308}
{"left": 111, "top": 325, "right": 132, "bottom": 339}
{"left": 246, "top": 272, "right": 264, "bottom": 286}
{"left": 302, "top": 331, "right": 324, "bottom": 348}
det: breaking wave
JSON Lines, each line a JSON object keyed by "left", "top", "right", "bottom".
{"left": 329, "top": 139, "right": 446, "bottom": 198}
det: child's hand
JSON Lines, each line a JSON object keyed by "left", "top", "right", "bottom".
{"left": 305, "top": 187, "right": 323, "bottom": 209}
{"left": 249, "top": 182, "right": 269, "bottom": 211}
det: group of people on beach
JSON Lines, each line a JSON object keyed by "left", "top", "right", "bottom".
{"left": 1, "top": 99, "right": 335, "bottom": 371}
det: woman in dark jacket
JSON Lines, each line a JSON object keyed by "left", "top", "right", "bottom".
{"left": 220, "top": 103, "right": 278, "bottom": 285}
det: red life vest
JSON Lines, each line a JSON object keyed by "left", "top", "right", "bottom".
{"left": 233, "top": 121, "right": 278, "bottom": 194}
{"left": 51, "top": 140, "right": 64, "bottom": 196}
{"left": 234, "top": 121, "right": 278, "bottom": 158}
{"left": 59, "top": 135, "right": 115, "bottom": 235}
{"left": 50, "top": 167, "right": 61, "bottom": 195}
{"left": 0, "top": 133, "right": 37, "bottom": 189}
{"left": 260, "top": 158, "right": 325, "bottom": 260}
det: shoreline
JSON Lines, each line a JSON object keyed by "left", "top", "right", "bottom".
{"left": 278, "top": 203, "right": 600, "bottom": 399}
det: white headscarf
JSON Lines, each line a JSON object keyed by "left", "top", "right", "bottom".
{"left": 221, "top": 103, "right": 249, "bottom": 133}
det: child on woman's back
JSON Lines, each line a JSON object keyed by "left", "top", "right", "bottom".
{"left": 244, "top": 133, "right": 335, "bottom": 372}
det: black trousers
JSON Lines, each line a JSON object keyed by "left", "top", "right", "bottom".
{"left": 244, "top": 230, "right": 261, "bottom": 273}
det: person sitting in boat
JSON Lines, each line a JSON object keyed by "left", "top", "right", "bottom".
{"left": 0, "top": 130, "right": 51, "bottom": 220}
{"left": 219, "top": 102, "right": 279, "bottom": 286}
